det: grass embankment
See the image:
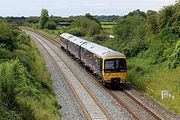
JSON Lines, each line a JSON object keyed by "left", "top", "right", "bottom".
{"left": 24, "top": 27, "right": 63, "bottom": 42}
{"left": 127, "top": 57, "right": 180, "bottom": 113}
{"left": 0, "top": 21, "right": 60, "bottom": 119}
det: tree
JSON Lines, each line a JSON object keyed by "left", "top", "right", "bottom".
{"left": 147, "top": 14, "right": 158, "bottom": 34}
{"left": 85, "top": 13, "right": 100, "bottom": 24}
{"left": 146, "top": 10, "right": 157, "bottom": 16}
{"left": 38, "top": 9, "right": 49, "bottom": 29}
{"left": 70, "top": 17, "right": 102, "bottom": 37}
{"left": 45, "top": 22, "right": 57, "bottom": 30}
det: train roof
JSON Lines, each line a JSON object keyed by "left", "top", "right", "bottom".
{"left": 60, "top": 33, "right": 125, "bottom": 58}
{"left": 60, "top": 33, "right": 88, "bottom": 46}
{"left": 81, "top": 42, "right": 125, "bottom": 58}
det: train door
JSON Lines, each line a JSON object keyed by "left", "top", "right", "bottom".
{"left": 66, "top": 40, "right": 69, "bottom": 50}
{"left": 79, "top": 46, "right": 82, "bottom": 60}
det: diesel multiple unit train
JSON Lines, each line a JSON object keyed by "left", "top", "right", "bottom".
{"left": 60, "top": 33, "right": 127, "bottom": 86}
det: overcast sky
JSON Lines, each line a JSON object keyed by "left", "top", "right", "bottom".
{"left": 0, "top": 0, "right": 176, "bottom": 17}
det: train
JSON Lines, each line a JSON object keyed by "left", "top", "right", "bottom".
{"left": 60, "top": 33, "right": 127, "bottom": 87}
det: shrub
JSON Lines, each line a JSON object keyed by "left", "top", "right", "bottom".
{"left": 67, "top": 27, "right": 86, "bottom": 36}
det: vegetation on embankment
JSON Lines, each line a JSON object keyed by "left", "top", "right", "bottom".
{"left": 101, "top": 3, "right": 180, "bottom": 113}
{"left": 0, "top": 20, "right": 60, "bottom": 119}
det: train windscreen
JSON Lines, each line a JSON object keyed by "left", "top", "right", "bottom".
{"left": 104, "top": 59, "right": 127, "bottom": 73}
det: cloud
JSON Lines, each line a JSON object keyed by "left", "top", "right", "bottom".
{"left": 0, "top": 0, "right": 176, "bottom": 16}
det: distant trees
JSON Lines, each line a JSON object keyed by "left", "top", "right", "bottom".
{"left": 85, "top": 13, "right": 100, "bottom": 24}
{"left": 68, "top": 16, "right": 102, "bottom": 37}
{"left": 26, "top": 16, "right": 39, "bottom": 24}
{"left": 94, "top": 15, "right": 119, "bottom": 22}
{"left": 38, "top": 9, "right": 49, "bottom": 29}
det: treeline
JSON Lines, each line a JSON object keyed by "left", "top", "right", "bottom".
{"left": 2, "top": 15, "right": 119, "bottom": 25}
{"left": 94, "top": 15, "right": 119, "bottom": 22}
{"left": 103, "top": 2, "right": 180, "bottom": 69}
{"left": 0, "top": 20, "right": 60, "bottom": 119}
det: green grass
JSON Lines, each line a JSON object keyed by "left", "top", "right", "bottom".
{"left": 21, "top": 39, "right": 61, "bottom": 120}
{"left": 127, "top": 57, "right": 180, "bottom": 114}
{"left": 41, "top": 29, "right": 61, "bottom": 41}
{"left": 146, "top": 68, "right": 180, "bottom": 113}
{"left": 100, "top": 22, "right": 116, "bottom": 25}
{"left": 22, "top": 26, "right": 63, "bottom": 41}
{"left": 102, "top": 25, "right": 114, "bottom": 29}
{"left": 0, "top": 103, "right": 20, "bottom": 120}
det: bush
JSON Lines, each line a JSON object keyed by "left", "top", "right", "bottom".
{"left": 67, "top": 27, "right": 86, "bottom": 36}
{"left": 168, "top": 40, "right": 180, "bottom": 68}
{"left": 0, "top": 48, "right": 14, "bottom": 60}
{"left": 0, "top": 21, "right": 19, "bottom": 51}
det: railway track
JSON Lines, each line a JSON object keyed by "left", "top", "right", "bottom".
{"left": 36, "top": 31, "right": 162, "bottom": 120}
{"left": 25, "top": 30, "right": 112, "bottom": 120}
{"left": 24, "top": 29, "right": 163, "bottom": 120}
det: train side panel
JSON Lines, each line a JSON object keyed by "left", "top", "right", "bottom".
{"left": 94, "top": 55, "right": 103, "bottom": 77}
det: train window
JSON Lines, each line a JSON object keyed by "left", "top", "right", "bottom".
{"left": 104, "top": 59, "right": 126, "bottom": 72}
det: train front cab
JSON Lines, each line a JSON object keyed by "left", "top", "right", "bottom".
{"left": 102, "top": 56, "right": 127, "bottom": 87}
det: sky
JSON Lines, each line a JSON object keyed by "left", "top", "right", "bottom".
{"left": 0, "top": 0, "right": 176, "bottom": 17}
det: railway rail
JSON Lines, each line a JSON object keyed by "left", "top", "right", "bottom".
{"left": 25, "top": 30, "right": 112, "bottom": 120}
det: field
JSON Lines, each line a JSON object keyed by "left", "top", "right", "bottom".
{"left": 100, "top": 22, "right": 116, "bottom": 29}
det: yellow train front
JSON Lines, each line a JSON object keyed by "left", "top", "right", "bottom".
{"left": 102, "top": 56, "right": 127, "bottom": 86}
{"left": 60, "top": 33, "right": 127, "bottom": 87}
{"left": 80, "top": 41, "right": 128, "bottom": 87}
